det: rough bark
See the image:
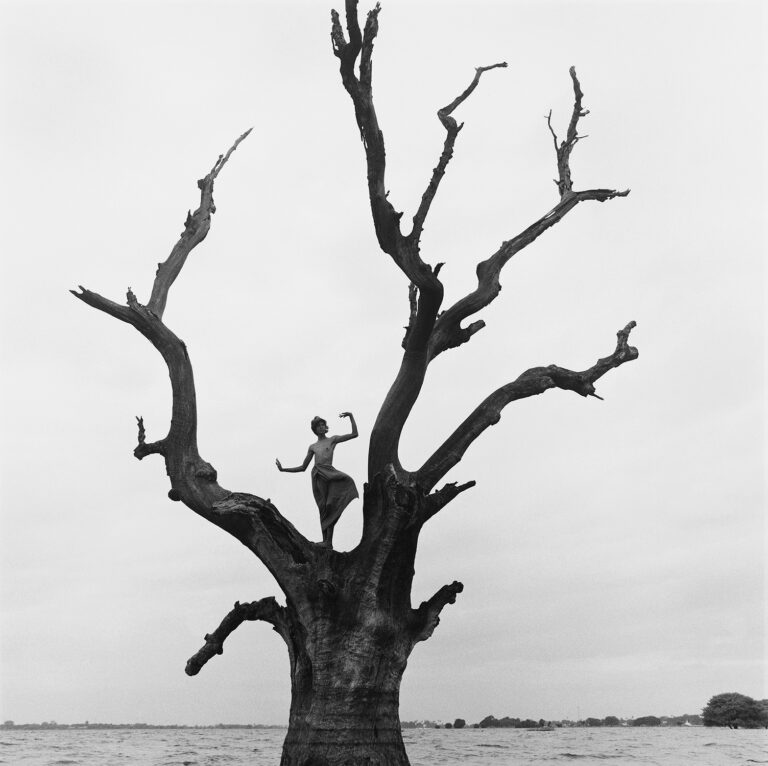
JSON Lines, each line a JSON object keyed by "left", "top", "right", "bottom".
{"left": 274, "top": 476, "right": 468, "bottom": 765}
{"left": 73, "top": 4, "right": 637, "bottom": 764}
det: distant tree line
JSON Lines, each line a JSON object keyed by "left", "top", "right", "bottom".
{"left": 9, "top": 692, "right": 766, "bottom": 732}
{"left": 432, "top": 693, "right": 768, "bottom": 730}
{"left": 477, "top": 716, "right": 550, "bottom": 729}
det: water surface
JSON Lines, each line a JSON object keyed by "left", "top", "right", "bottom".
{"left": 1, "top": 726, "right": 766, "bottom": 765}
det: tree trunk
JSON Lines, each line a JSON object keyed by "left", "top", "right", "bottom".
{"left": 279, "top": 477, "right": 421, "bottom": 766}
{"left": 281, "top": 629, "right": 410, "bottom": 765}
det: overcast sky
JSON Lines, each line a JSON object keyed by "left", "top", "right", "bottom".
{"left": 1, "top": 0, "right": 764, "bottom": 726}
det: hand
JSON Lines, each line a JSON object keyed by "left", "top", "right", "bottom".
{"left": 275, "top": 459, "right": 283, "bottom": 472}
{"left": 339, "top": 411, "right": 352, "bottom": 418}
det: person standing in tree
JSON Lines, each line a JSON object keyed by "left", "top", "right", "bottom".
{"left": 276, "top": 412, "right": 359, "bottom": 548}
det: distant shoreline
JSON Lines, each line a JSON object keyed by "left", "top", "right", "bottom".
{"left": 2, "top": 718, "right": 705, "bottom": 731}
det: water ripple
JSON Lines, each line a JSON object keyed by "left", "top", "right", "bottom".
{"left": 0, "top": 726, "right": 764, "bottom": 765}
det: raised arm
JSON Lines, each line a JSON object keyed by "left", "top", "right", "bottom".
{"left": 335, "top": 412, "right": 358, "bottom": 444}
{"left": 276, "top": 448, "right": 313, "bottom": 473}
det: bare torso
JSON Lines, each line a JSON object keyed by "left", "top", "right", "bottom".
{"left": 310, "top": 437, "right": 337, "bottom": 466}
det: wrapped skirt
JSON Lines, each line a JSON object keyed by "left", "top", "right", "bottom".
{"left": 311, "top": 464, "right": 359, "bottom": 532}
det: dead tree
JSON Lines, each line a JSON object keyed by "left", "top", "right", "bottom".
{"left": 73, "top": 3, "right": 636, "bottom": 764}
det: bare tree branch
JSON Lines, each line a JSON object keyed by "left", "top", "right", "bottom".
{"left": 185, "top": 597, "right": 288, "bottom": 676}
{"left": 418, "top": 322, "right": 638, "bottom": 491}
{"left": 399, "top": 62, "right": 505, "bottom": 360}
{"left": 133, "top": 415, "right": 165, "bottom": 460}
{"left": 147, "top": 129, "right": 251, "bottom": 319}
{"left": 71, "top": 135, "right": 315, "bottom": 594}
{"left": 410, "top": 581, "right": 464, "bottom": 643}
{"left": 419, "top": 480, "right": 476, "bottom": 524}
{"left": 548, "top": 66, "right": 589, "bottom": 198}
{"left": 71, "top": 284, "right": 224, "bottom": 504}
{"left": 331, "top": 1, "right": 441, "bottom": 294}
{"left": 410, "top": 62, "right": 507, "bottom": 243}
{"left": 428, "top": 68, "right": 630, "bottom": 361}
{"left": 72, "top": 283, "right": 314, "bottom": 584}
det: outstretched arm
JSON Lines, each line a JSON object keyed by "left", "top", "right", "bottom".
{"left": 335, "top": 412, "right": 358, "bottom": 444}
{"left": 276, "top": 448, "right": 313, "bottom": 473}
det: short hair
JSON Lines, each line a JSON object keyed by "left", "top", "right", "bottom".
{"left": 310, "top": 416, "right": 327, "bottom": 435}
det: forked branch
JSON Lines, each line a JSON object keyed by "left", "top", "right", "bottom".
{"left": 418, "top": 322, "right": 638, "bottom": 491}
{"left": 428, "top": 68, "right": 630, "bottom": 361}
{"left": 332, "top": 1, "right": 447, "bottom": 479}
{"left": 547, "top": 66, "right": 588, "bottom": 198}
{"left": 185, "top": 597, "right": 288, "bottom": 676}
{"left": 332, "top": 1, "right": 436, "bottom": 287}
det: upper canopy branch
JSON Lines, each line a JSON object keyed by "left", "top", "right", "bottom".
{"left": 547, "top": 66, "right": 588, "bottom": 198}
{"left": 427, "top": 68, "right": 630, "bottom": 361}
{"left": 409, "top": 62, "right": 507, "bottom": 244}
{"left": 147, "top": 129, "right": 251, "bottom": 320}
{"left": 185, "top": 597, "right": 288, "bottom": 676}
{"left": 417, "top": 322, "right": 638, "bottom": 491}
{"left": 331, "top": 1, "right": 440, "bottom": 294}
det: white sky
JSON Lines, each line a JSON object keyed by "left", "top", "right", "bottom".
{"left": 1, "top": 0, "right": 765, "bottom": 726}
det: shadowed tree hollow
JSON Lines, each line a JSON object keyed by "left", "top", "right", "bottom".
{"left": 73, "top": 3, "right": 637, "bottom": 764}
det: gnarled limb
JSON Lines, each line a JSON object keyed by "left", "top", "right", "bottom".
{"left": 185, "top": 597, "right": 288, "bottom": 676}
{"left": 418, "top": 322, "right": 638, "bottom": 491}
{"left": 428, "top": 68, "right": 630, "bottom": 361}
{"left": 72, "top": 286, "right": 215, "bottom": 505}
{"left": 72, "top": 290, "right": 312, "bottom": 593}
{"left": 410, "top": 581, "right": 464, "bottom": 643}
{"left": 71, "top": 136, "right": 314, "bottom": 595}
{"left": 148, "top": 129, "right": 251, "bottom": 319}
{"left": 419, "top": 480, "right": 476, "bottom": 525}
{"left": 409, "top": 62, "right": 507, "bottom": 243}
